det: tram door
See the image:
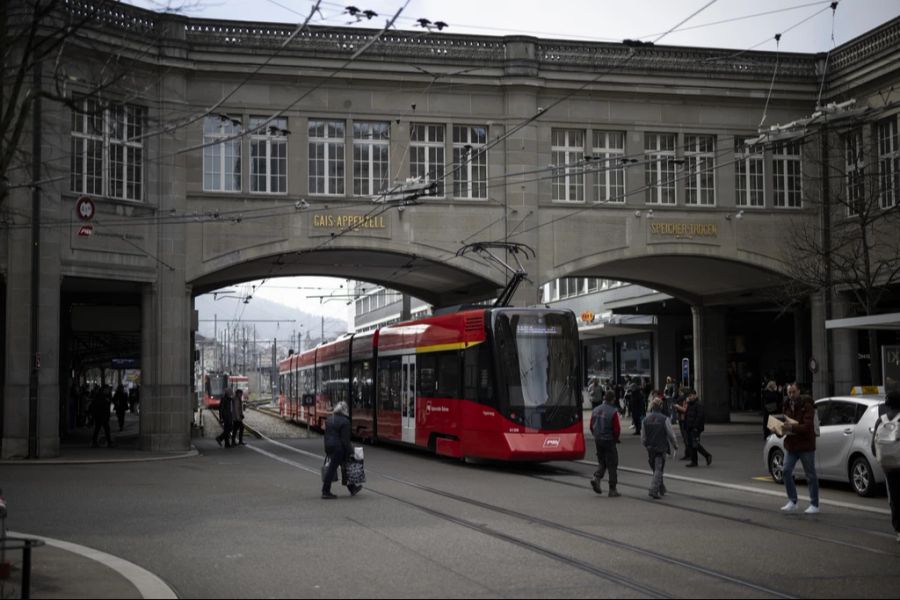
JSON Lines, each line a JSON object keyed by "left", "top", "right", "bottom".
{"left": 402, "top": 354, "right": 416, "bottom": 444}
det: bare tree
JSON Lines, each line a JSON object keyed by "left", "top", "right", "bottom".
{"left": 1, "top": 0, "right": 187, "bottom": 208}
{"left": 780, "top": 123, "right": 900, "bottom": 384}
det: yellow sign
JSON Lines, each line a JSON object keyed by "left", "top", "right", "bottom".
{"left": 313, "top": 214, "right": 386, "bottom": 229}
{"left": 649, "top": 222, "right": 718, "bottom": 239}
{"left": 581, "top": 311, "right": 595, "bottom": 323}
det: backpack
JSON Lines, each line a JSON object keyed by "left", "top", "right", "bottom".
{"left": 874, "top": 412, "right": 900, "bottom": 471}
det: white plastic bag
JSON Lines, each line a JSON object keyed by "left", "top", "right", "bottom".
{"left": 353, "top": 446, "right": 364, "bottom": 461}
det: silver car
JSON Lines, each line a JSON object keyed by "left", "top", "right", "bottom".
{"left": 763, "top": 395, "right": 885, "bottom": 497}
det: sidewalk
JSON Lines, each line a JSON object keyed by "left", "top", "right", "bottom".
{"left": 1, "top": 413, "right": 192, "bottom": 598}
{"left": 1, "top": 411, "right": 198, "bottom": 465}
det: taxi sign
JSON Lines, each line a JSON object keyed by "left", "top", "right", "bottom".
{"left": 580, "top": 311, "right": 595, "bottom": 323}
{"left": 850, "top": 386, "right": 883, "bottom": 395}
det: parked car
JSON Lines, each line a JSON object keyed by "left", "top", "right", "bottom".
{"left": 763, "top": 395, "right": 885, "bottom": 497}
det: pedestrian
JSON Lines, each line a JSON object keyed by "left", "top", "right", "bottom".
{"left": 231, "top": 388, "right": 246, "bottom": 446}
{"left": 761, "top": 380, "right": 781, "bottom": 440}
{"left": 215, "top": 387, "right": 234, "bottom": 448}
{"left": 663, "top": 376, "right": 677, "bottom": 418}
{"left": 629, "top": 379, "right": 645, "bottom": 435}
{"left": 674, "top": 386, "right": 690, "bottom": 459}
{"left": 90, "top": 386, "right": 114, "bottom": 448}
{"left": 590, "top": 390, "right": 621, "bottom": 497}
{"left": 871, "top": 387, "right": 900, "bottom": 541}
{"left": 322, "top": 401, "right": 361, "bottom": 499}
{"left": 113, "top": 384, "right": 128, "bottom": 431}
{"left": 779, "top": 383, "right": 819, "bottom": 514}
{"left": 641, "top": 398, "right": 678, "bottom": 499}
{"left": 587, "top": 377, "right": 603, "bottom": 408}
{"left": 683, "top": 389, "right": 712, "bottom": 467}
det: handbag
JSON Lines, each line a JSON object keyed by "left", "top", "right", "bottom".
{"left": 321, "top": 456, "right": 338, "bottom": 483}
{"left": 344, "top": 457, "right": 366, "bottom": 485}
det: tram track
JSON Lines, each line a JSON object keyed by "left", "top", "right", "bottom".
{"left": 525, "top": 462, "right": 900, "bottom": 557}
{"left": 243, "top": 431, "right": 797, "bottom": 599}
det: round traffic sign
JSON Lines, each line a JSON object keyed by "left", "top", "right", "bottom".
{"left": 76, "top": 196, "right": 95, "bottom": 222}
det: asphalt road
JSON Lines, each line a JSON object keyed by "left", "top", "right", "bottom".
{"left": 3, "top": 408, "right": 898, "bottom": 598}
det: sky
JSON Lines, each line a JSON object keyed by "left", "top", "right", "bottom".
{"left": 131, "top": 0, "right": 900, "bottom": 323}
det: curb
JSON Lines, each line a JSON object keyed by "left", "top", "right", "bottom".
{"left": 0, "top": 448, "right": 199, "bottom": 466}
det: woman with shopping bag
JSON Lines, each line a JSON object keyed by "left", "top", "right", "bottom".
{"left": 321, "top": 401, "right": 362, "bottom": 499}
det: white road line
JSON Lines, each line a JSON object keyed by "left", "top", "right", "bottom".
{"left": 575, "top": 460, "right": 891, "bottom": 515}
{"left": 8, "top": 531, "right": 178, "bottom": 599}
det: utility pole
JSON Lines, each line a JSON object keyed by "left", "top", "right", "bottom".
{"left": 27, "top": 60, "right": 42, "bottom": 459}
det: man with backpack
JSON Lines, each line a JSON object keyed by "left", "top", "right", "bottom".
{"left": 872, "top": 387, "right": 900, "bottom": 542}
{"left": 590, "top": 390, "right": 621, "bottom": 497}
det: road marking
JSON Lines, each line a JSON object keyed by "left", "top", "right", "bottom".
{"left": 575, "top": 460, "right": 891, "bottom": 515}
{"left": 8, "top": 531, "right": 177, "bottom": 599}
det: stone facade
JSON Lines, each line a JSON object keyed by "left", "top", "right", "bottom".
{"left": 2, "top": 1, "right": 899, "bottom": 455}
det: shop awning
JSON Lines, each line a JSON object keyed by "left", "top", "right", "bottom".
{"left": 825, "top": 313, "right": 900, "bottom": 331}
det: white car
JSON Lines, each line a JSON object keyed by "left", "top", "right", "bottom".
{"left": 763, "top": 395, "right": 885, "bottom": 497}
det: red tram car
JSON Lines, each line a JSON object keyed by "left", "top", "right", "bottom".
{"left": 278, "top": 307, "right": 584, "bottom": 462}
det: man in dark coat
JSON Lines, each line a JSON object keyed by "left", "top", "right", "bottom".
{"left": 322, "top": 401, "right": 360, "bottom": 498}
{"left": 91, "top": 386, "right": 114, "bottom": 448}
{"left": 683, "top": 389, "right": 712, "bottom": 467}
{"left": 215, "top": 388, "right": 234, "bottom": 448}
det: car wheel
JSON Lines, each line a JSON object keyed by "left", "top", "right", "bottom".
{"left": 769, "top": 448, "right": 785, "bottom": 484}
{"left": 850, "top": 456, "right": 876, "bottom": 497}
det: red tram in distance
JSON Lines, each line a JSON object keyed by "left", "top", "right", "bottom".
{"left": 203, "top": 372, "right": 248, "bottom": 408}
{"left": 278, "top": 307, "right": 585, "bottom": 462}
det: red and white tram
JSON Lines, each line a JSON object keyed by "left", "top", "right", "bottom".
{"left": 278, "top": 307, "right": 584, "bottom": 462}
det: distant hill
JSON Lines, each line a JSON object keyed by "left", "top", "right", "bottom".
{"left": 194, "top": 294, "right": 349, "bottom": 349}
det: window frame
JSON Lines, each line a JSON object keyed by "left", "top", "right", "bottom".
{"left": 592, "top": 131, "right": 625, "bottom": 203}
{"left": 308, "top": 119, "right": 345, "bottom": 196}
{"left": 551, "top": 128, "right": 585, "bottom": 203}
{"left": 353, "top": 121, "right": 390, "bottom": 197}
{"left": 71, "top": 96, "right": 146, "bottom": 201}
{"left": 644, "top": 132, "right": 677, "bottom": 205}
{"left": 684, "top": 134, "right": 716, "bottom": 206}
{"left": 410, "top": 123, "right": 446, "bottom": 198}
{"left": 250, "top": 117, "right": 288, "bottom": 195}
{"left": 452, "top": 125, "right": 488, "bottom": 200}
{"left": 772, "top": 141, "right": 803, "bottom": 209}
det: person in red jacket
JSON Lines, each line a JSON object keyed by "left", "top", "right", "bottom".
{"left": 590, "top": 391, "right": 622, "bottom": 497}
{"left": 780, "top": 383, "right": 820, "bottom": 514}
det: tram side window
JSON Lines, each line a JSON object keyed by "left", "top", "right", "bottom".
{"left": 389, "top": 358, "right": 402, "bottom": 411}
{"left": 377, "top": 359, "right": 392, "bottom": 411}
{"left": 464, "top": 345, "right": 495, "bottom": 406}
{"left": 418, "top": 355, "right": 436, "bottom": 396}
{"left": 436, "top": 352, "right": 460, "bottom": 399}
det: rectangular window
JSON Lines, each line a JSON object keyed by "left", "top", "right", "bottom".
{"left": 453, "top": 125, "right": 488, "bottom": 199}
{"left": 685, "top": 134, "right": 716, "bottom": 206}
{"left": 735, "top": 137, "right": 765, "bottom": 207}
{"left": 877, "top": 117, "right": 899, "bottom": 209}
{"left": 71, "top": 96, "right": 145, "bottom": 201}
{"left": 644, "top": 133, "right": 676, "bottom": 205}
{"left": 309, "top": 120, "right": 345, "bottom": 196}
{"left": 203, "top": 115, "right": 242, "bottom": 192}
{"left": 353, "top": 121, "right": 390, "bottom": 197}
{"left": 592, "top": 131, "right": 625, "bottom": 203}
{"left": 552, "top": 129, "right": 584, "bottom": 202}
{"left": 845, "top": 130, "right": 866, "bottom": 216}
{"left": 410, "top": 123, "right": 445, "bottom": 197}
{"left": 773, "top": 141, "right": 802, "bottom": 208}
{"left": 250, "top": 117, "right": 288, "bottom": 194}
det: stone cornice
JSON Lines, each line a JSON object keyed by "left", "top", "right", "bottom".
{"left": 61, "top": 0, "right": 898, "bottom": 83}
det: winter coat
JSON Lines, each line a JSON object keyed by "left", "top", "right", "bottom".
{"left": 324, "top": 414, "right": 352, "bottom": 457}
{"left": 684, "top": 398, "right": 705, "bottom": 433}
{"left": 783, "top": 396, "right": 816, "bottom": 454}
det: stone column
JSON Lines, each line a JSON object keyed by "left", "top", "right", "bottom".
{"left": 691, "top": 305, "right": 729, "bottom": 423}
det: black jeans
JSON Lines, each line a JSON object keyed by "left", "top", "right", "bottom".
{"left": 231, "top": 419, "right": 244, "bottom": 445}
{"left": 886, "top": 469, "right": 900, "bottom": 533}
{"left": 594, "top": 439, "right": 619, "bottom": 488}
{"left": 688, "top": 429, "right": 711, "bottom": 465}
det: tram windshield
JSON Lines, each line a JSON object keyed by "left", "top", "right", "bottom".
{"left": 492, "top": 310, "right": 581, "bottom": 430}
